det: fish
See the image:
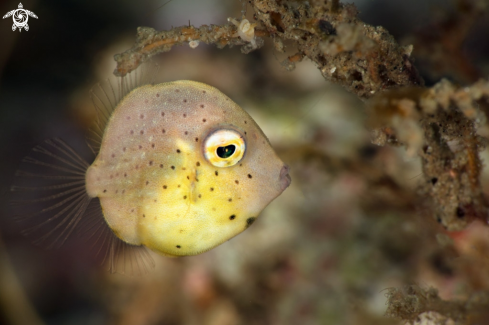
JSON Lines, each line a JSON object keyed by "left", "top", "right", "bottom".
{"left": 11, "top": 71, "right": 291, "bottom": 274}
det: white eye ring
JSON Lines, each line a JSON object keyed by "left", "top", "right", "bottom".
{"left": 203, "top": 129, "right": 246, "bottom": 167}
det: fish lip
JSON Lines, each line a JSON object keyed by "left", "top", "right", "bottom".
{"left": 279, "top": 164, "right": 291, "bottom": 191}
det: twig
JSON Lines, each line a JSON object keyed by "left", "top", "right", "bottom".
{"left": 114, "top": 0, "right": 423, "bottom": 100}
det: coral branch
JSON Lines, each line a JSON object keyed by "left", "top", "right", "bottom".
{"left": 114, "top": 0, "right": 423, "bottom": 99}
{"left": 368, "top": 79, "right": 489, "bottom": 230}
{"left": 251, "top": 0, "right": 423, "bottom": 99}
{"left": 114, "top": 22, "right": 267, "bottom": 77}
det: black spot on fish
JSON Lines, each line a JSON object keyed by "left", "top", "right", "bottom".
{"left": 248, "top": 174, "right": 252, "bottom": 179}
{"left": 176, "top": 245, "right": 181, "bottom": 248}
{"left": 215, "top": 171, "right": 218, "bottom": 176}
{"left": 177, "top": 149, "right": 181, "bottom": 153}
{"left": 196, "top": 161, "right": 201, "bottom": 166}
{"left": 245, "top": 217, "right": 256, "bottom": 228}
{"left": 229, "top": 215, "right": 236, "bottom": 220}
{"left": 171, "top": 166, "right": 175, "bottom": 170}
{"left": 163, "top": 185, "right": 167, "bottom": 189}
{"left": 156, "top": 93, "right": 160, "bottom": 97}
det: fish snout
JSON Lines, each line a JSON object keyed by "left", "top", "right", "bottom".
{"left": 279, "top": 164, "right": 291, "bottom": 192}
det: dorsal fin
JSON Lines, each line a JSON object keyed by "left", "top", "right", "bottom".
{"left": 88, "top": 62, "right": 159, "bottom": 154}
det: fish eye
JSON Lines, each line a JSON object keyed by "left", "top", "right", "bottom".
{"left": 204, "top": 129, "right": 245, "bottom": 167}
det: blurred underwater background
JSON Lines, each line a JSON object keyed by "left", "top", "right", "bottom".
{"left": 1, "top": 0, "right": 489, "bottom": 324}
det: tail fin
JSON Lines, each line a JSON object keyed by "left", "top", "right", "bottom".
{"left": 11, "top": 138, "right": 154, "bottom": 275}
{"left": 11, "top": 138, "right": 91, "bottom": 249}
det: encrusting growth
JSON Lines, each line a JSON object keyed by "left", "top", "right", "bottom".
{"left": 114, "top": 0, "right": 422, "bottom": 99}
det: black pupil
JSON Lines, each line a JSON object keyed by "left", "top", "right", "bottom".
{"left": 216, "top": 145, "right": 236, "bottom": 159}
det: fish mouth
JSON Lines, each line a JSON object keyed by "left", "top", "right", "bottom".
{"left": 279, "top": 164, "right": 291, "bottom": 192}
